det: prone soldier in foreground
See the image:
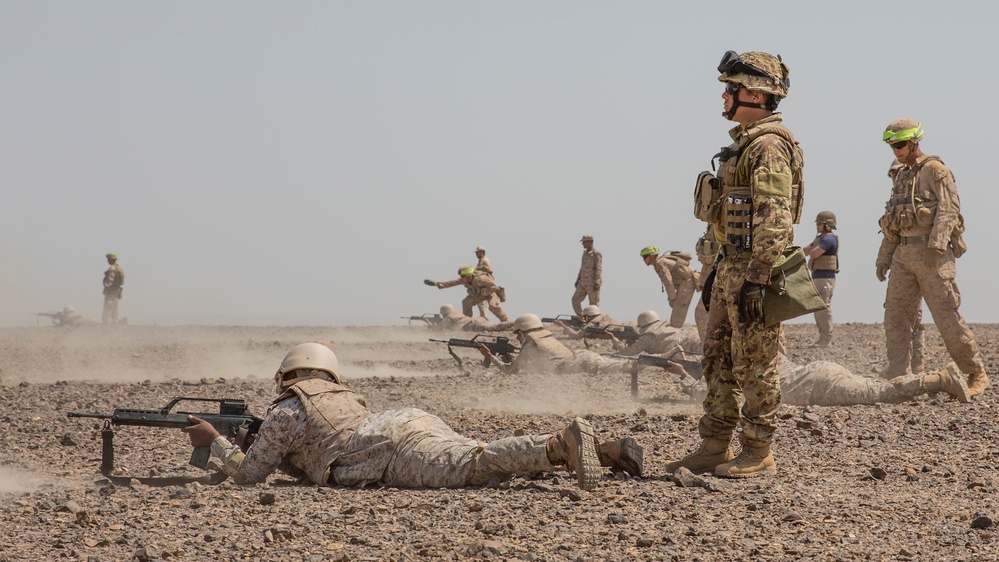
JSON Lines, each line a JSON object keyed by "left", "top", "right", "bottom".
{"left": 183, "top": 343, "right": 644, "bottom": 489}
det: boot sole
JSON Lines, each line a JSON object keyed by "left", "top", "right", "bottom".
{"left": 715, "top": 465, "right": 777, "bottom": 479}
{"left": 569, "top": 418, "right": 600, "bottom": 491}
{"left": 618, "top": 437, "right": 644, "bottom": 478}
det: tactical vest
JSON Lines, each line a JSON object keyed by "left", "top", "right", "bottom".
{"left": 274, "top": 378, "right": 371, "bottom": 485}
{"left": 879, "top": 156, "right": 966, "bottom": 257}
{"left": 808, "top": 233, "right": 839, "bottom": 272}
{"left": 695, "top": 118, "right": 805, "bottom": 248}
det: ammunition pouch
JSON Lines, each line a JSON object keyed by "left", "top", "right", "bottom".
{"left": 694, "top": 171, "right": 722, "bottom": 223}
{"left": 762, "top": 246, "right": 826, "bottom": 327}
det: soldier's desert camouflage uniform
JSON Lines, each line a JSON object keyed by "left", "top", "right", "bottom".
{"left": 499, "top": 329, "right": 573, "bottom": 374}
{"left": 701, "top": 114, "right": 797, "bottom": 450}
{"left": 615, "top": 320, "right": 702, "bottom": 356}
{"left": 694, "top": 226, "right": 718, "bottom": 342}
{"left": 689, "top": 356, "right": 952, "bottom": 407}
{"left": 475, "top": 256, "right": 494, "bottom": 318}
{"left": 556, "top": 350, "right": 629, "bottom": 375}
{"left": 572, "top": 248, "right": 602, "bottom": 316}
{"left": 102, "top": 262, "right": 124, "bottom": 326}
{"left": 437, "top": 273, "right": 508, "bottom": 322}
{"left": 561, "top": 313, "right": 616, "bottom": 339}
{"left": 440, "top": 310, "right": 513, "bottom": 332}
{"left": 653, "top": 252, "right": 697, "bottom": 328}
{"left": 210, "top": 378, "right": 561, "bottom": 488}
{"left": 877, "top": 155, "right": 985, "bottom": 381}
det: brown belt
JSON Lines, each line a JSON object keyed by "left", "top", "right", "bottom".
{"left": 900, "top": 235, "right": 928, "bottom": 245}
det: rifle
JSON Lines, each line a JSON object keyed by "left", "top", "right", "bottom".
{"left": 541, "top": 315, "right": 583, "bottom": 328}
{"left": 33, "top": 312, "right": 62, "bottom": 324}
{"left": 585, "top": 324, "right": 640, "bottom": 344}
{"left": 401, "top": 313, "right": 444, "bottom": 327}
{"left": 68, "top": 397, "right": 263, "bottom": 486}
{"left": 429, "top": 334, "right": 519, "bottom": 374}
{"left": 609, "top": 349, "right": 703, "bottom": 399}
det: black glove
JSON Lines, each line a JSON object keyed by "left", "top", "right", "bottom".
{"left": 738, "top": 281, "right": 766, "bottom": 323}
{"left": 701, "top": 267, "right": 716, "bottom": 312}
{"left": 423, "top": 279, "right": 436, "bottom": 286}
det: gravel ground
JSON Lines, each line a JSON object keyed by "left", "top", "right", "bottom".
{"left": 0, "top": 323, "right": 996, "bottom": 562}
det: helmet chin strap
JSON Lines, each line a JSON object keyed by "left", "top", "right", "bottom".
{"left": 724, "top": 88, "right": 768, "bottom": 120}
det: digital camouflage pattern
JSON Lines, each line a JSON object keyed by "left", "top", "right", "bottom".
{"left": 653, "top": 253, "right": 697, "bottom": 327}
{"left": 475, "top": 256, "right": 493, "bottom": 318}
{"left": 779, "top": 359, "right": 929, "bottom": 406}
{"left": 572, "top": 247, "right": 603, "bottom": 316}
{"left": 436, "top": 273, "right": 508, "bottom": 321}
{"left": 615, "top": 322, "right": 702, "bottom": 356}
{"left": 877, "top": 155, "right": 984, "bottom": 380}
{"left": 210, "top": 380, "right": 561, "bottom": 489}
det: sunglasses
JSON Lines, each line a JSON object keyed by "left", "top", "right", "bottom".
{"left": 890, "top": 141, "right": 908, "bottom": 150}
{"left": 724, "top": 82, "right": 742, "bottom": 96}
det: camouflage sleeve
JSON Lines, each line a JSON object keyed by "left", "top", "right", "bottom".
{"left": 876, "top": 237, "right": 898, "bottom": 267}
{"left": 927, "top": 164, "right": 960, "bottom": 252}
{"left": 616, "top": 334, "right": 655, "bottom": 356}
{"left": 210, "top": 398, "right": 306, "bottom": 485}
{"left": 655, "top": 259, "right": 676, "bottom": 300}
{"left": 745, "top": 135, "right": 794, "bottom": 284}
{"left": 436, "top": 278, "right": 465, "bottom": 289}
{"left": 594, "top": 251, "right": 603, "bottom": 285}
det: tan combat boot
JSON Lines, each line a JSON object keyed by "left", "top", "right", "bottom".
{"left": 968, "top": 370, "right": 990, "bottom": 398}
{"left": 546, "top": 417, "right": 600, "bottom": 491}
{"left": 922, "top": 362, "right": 970, "bottom": 403}
{"left": 663, "top": 437, "right": 734, "bottom": 474}
{"left": 596, "top": 437, "right": 644, "bottom": 477}
{"left": 715, "top": 444, "right": 776, "bottom": 478}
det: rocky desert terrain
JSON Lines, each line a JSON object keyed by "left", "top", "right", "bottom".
{"left": 0, "top": 322, "right": 996, "bottom": 562}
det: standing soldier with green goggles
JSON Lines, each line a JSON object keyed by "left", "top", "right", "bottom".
{"left": 672, "top": 50, "right": 803, "bottom": 478}
{"left": 876, "top": 119, "right": 988, "bottom": 398}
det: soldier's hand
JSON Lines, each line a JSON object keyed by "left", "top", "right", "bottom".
{"left": 183, "top": 415, "right": 221, "bottom": 448}
{"left": 924, "top": 247, "right": 944, "bottom": 269}
{"left": 737, "top": 281, "right": 766, "bottom": 323}
{"left": 477, "top": 344, "right": 493, "bottom": 358}
{"left": 423, "top": 279, "right": 436, "bottom": 286}
{"left": 875, "top": 262, "right": 890, "bottom": 282}
{"left": 554, "top": 320, "right": 566, "bottom": 329}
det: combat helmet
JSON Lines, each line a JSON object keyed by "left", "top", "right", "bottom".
{"left": 718, "top": 50, "right": 790, "bottom": 114}
{"left": 637, "top": 310, "right": 660, "bottom": 327}
{"left": 815, "top": 211, "right": 837, "bottom": 229}
{"left": 513, "top": 314, "right": 544, "bottom": 333}
{"left": 581, "top": 305, "right": 601, "bottom": 318}
{"left": 883, "top": 118, "right": 924, "bottom": 145}
{"left": 274, "top": 342, "right": 342, "bottom": 391}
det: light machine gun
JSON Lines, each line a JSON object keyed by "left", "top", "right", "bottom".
{"left": 430, "top": 334, "right": 519, "bottom": 375}
{"left": 609, "top": 349, "right": 703, "bottom": 400}
{"left": 68, "top": 397, "right": 263, "bottom": 486}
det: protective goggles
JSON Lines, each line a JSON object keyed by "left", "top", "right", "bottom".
{"left": 718, "top": 51, "right": 774, "bottom": 80}
{"left": 883, "top": 124, "right": 922, "bottom": 143}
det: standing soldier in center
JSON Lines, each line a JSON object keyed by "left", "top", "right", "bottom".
{"left": 693, "top": 225, "right": 720, "bottom": 343}
{"left": 803, "top": 211, "right": 838, "bottom": 347}
{"left": 474, "top": 245, "right": 493, "bottom": 319}
{"left": 571, "top": 235, "right": 602, "bottom": 317}
{"left": 102, "top": 252, "right": 125, "bottom": 326}
{"left": 640, "top": 245, "right": 696, "bottom": 328}
{"left": 670, "top": 50, "right": 802, "bottom": 478}
{"left": 877, "top": 119, "right": 987, "bottom": 397}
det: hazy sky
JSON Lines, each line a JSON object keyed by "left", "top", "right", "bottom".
{"left": 3, "top": 1, "right": 996, "bottom": 327}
